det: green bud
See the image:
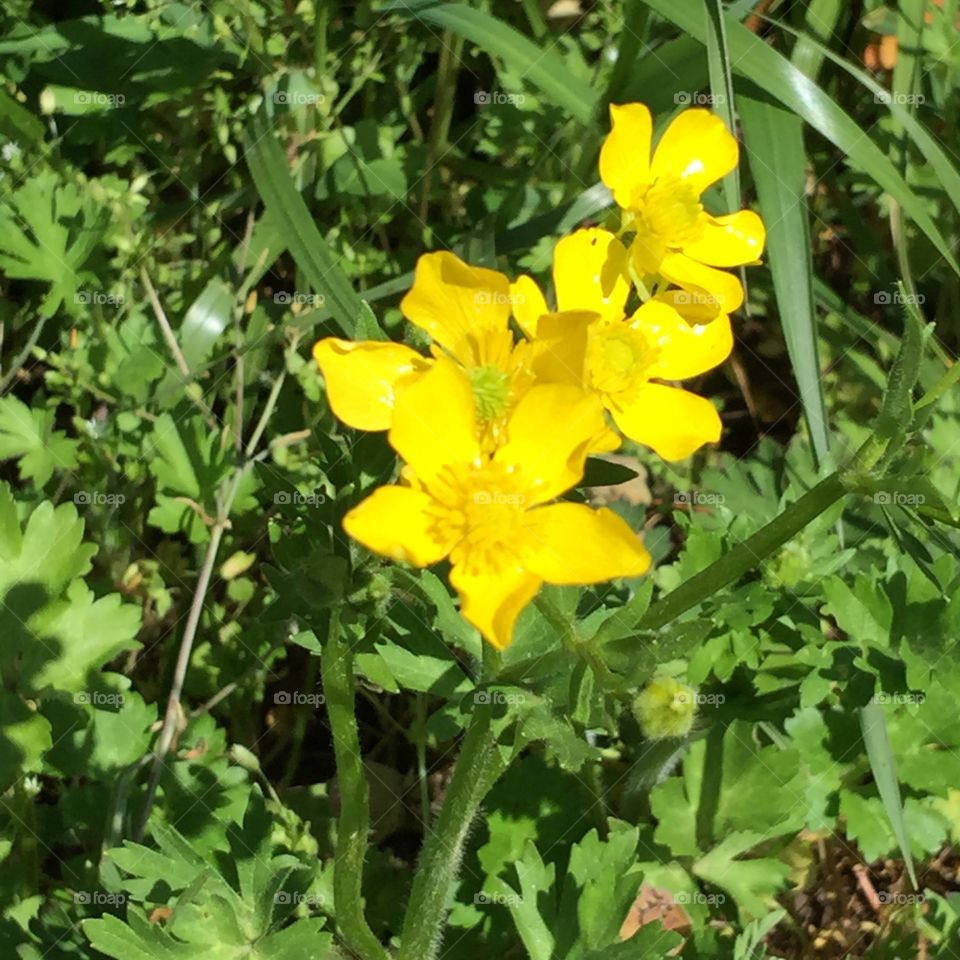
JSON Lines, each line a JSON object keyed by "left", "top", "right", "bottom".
{"left": 633, "top": 677, "right": 697, "bottom": 740}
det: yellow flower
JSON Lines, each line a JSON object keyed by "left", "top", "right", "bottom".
{"left": 343, "top": 358, "right": 651, "bottom": 649}
{"left": 314, "top": 251, "right": 526, "bottom": 435}
{"left": 315, "top": 250, "right": 618, "bottom": 452}
{"left": 599, "top": 102, "right": 765, "bottom": 316}
{"left": 513, "top": 228, "right": 733, "bottom": 461}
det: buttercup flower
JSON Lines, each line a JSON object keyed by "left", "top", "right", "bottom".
{"left": 599, "top": 102, "right": 765, "bottom": 316}
{"left": 314, "top": 253, "right": 531, "bottom": 438}
{"left": 343, "top": 357, "right": 650, "bottom": 649}
{"left": 512, "top": 228, "right": 733, "bottom": 461}
{"left": 315, "top": 250, "right": 617, "bottom": 451}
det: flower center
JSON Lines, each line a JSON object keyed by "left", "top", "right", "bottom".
{"left": 467, "top": 364, "right": 511, "bottom": 424}
{"left": 586, "top": 322, "right": 657, "bottom": 399}
{"left": 428, "top": 460, "right": 529, "bottom": 574}
{"left": 633, "top": 176, "right": 704, "bottom": 246}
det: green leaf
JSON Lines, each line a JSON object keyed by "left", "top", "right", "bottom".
{"left": 0, "top": 395, "right": 79, "bottom": 487}
{"left": 0, "top": 170, "right": 107, "bottom": 315}
{"left": 245, "top": 111, "right": 368, "bottom": 337}
{"left": 693, "top": 831, "right": 791, "bottom": 919}
{"left": 860, "top": 702, "right": 918, "bottom": 887}
{"left": 739, "top": 91, "right": 829, "bottom": 467}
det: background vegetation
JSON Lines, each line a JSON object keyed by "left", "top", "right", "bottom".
{"left": 1, "top": 0, "right": 960, "bottom": 957}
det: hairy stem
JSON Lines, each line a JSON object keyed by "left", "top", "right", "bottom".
{"left": 322, "top": 610, "right": 390, "bottom": 960}
{"left": 397, "top": 703, "right": 503, "bottom": 960}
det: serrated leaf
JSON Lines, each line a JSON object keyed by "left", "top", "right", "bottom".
{"left": 0, "top": 395, "right": 79, "bottom": 486}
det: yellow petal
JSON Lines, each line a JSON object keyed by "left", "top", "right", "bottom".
{"left": 313, "top": 338, "right": 429, "bottom": 431}
{"left": 653, "top": 288, "right": 724, "bottom": 324}
{"left": 522, "top": 503, "right": 650, "bottom": 583}
{"left": 343, "top": 486, "right": 454, "bottom": 566}
{"left": 599, "top": 102, "right": 653, "bottom": 207}
{"left": 629, "top": 301, "right": 733, "bottom": 381}
{"left": 449, "top": 560, "right": 542, "bottom": 650}
{"left": 529, "top": 311, "right": 593, "bottom": 387}
{"left": 650, "top": 109, "right": 738, "bottom": 195}
{"left": 400, "top": 252, "right": 511, "bottom": 365}
{"left": 553, "top": 228, "right": 631, "bottom": 322}
{"left": 496, "top": 384, "right": 609, "bottom": 504}
{"left": 610, "top": 383, "right": 722, "bottom": 460}
{"left": 389, "top": 357, "right": 480, "bottom": 485}
{"left": 682, "top": 210, "right": 766, "bottom": 267}
{"left": 658, "top": 251, "right": 744, "bottom": 314}
{"left": 511, "top": 275, "right": 549, "bottom": 338}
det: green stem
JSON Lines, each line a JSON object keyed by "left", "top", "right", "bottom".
{"left": 321, "top": 609, "right": 389, "bottom": 960}
{"left": 636, "top": 473, "right": 847, "bottom": 633}
{"left": 397, "top": 704, "right": 503, "bottom": 960}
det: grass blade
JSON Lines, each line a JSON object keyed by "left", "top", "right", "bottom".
{"left": 739, "top": 91, "right": 829, "bottom": 466}
{"left": 245, "top": 111, "right": 366, "bottom": 337}
{"left": 860, "top": 702, "right": 918, "bottom": 888}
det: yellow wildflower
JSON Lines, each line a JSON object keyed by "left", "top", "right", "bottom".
{"left": 343, "top": 358, "right": 651, "bottom": 649}
{"left": 599, "top": 102, "right": 765, "bottom": 316}
{"left": 513, "top": 228, "right": 733, "bottom": 461}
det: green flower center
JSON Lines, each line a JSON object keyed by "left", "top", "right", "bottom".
{"left": 467, "top": 364, "right": 511, "bottom": 424}
{"left": 635, "top": 176, "right": 704, "bottom": 245}
{"left": 586, "top": 323, "right": 657, "bottom": 399}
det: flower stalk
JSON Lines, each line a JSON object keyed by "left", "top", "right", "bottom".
{"left": 321, "top": 608, "right": 390, "bottom": 960}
